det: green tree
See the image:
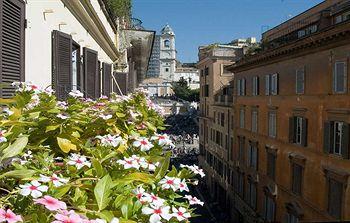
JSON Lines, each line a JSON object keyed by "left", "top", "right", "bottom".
{"left": 171, "top": 77, "right": 199, "bottom": 102}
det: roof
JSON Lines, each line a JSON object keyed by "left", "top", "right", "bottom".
{"left": 161, "top": 24, "right": 175, "bottom": 35}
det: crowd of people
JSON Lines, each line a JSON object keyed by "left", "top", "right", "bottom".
{"left": 167, "top": 133, "right": 199, "bottom": 158}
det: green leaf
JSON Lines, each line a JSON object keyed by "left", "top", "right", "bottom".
{"left": 0, "top": 169, "right": 36, "bottom": 179}
{"left": 122, "top": 172, "right": 154, "bottom": 184}
{"left": 57, "top": 137, "right": 77, "bottom": 153}
{"left": 1, "top": 136, "right": 28, "bottom": 161}
{"left": 53, "top": 185, "right": 71, "bottom": 198}
{"left": 92, "top": 158, "right": 105, "bottom": 177}
{"left": 45, "top": 125, "right": 60, "bottom": 132}
{"left": 94, "top": 174, "right": 113, "bottom": 211}
{"left": 155, "top": 153, "right": 171, "bottom": 180}
{"left": 114, "top": 194, "right": 126, "bottom": 209}
{"left": 97, "top": 211, "right": 115, "bottom": 221}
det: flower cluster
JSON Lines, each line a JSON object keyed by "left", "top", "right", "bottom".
{"left": 96, "top": 134, "right": 124, "bottom": 148}
{"left": 133, "top": 137, "right": 154, "bottom": 152}
{"left": 67, "top": 153, "right": 91, "bottom": 169}
{"left": 180, "top": 164, "right": 206, "bottom": 178}
{"left": 151, "top": 134, "right": 174, "bottom": 147}
{"left": 117, "top": 155, "right": 159, "bottom": 171}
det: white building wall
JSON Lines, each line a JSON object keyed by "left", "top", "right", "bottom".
{"left": 25, "top": 0, "right": 114, "bottom": 88}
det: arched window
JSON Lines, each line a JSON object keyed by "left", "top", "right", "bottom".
{"left": 164, "top": 40, "right": 170, "bottom": 48}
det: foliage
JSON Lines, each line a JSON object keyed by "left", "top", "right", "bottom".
{"left": 107, "top": 0, "right": 132, "bottom": 23}
{"left": 171, "top": 78, "right": 199, "bottom": 102}
{"left": 0, "top": 83, "right": 205, "bottom": 223}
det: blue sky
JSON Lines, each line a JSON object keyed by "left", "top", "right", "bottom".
{"left": 133, "top": 0, "right": 323, "bottom": 62}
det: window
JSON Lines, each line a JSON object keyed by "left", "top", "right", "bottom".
{"left": 251, "top": 110, "right": 258, "bottom": 133}
{"left": 240, "top": 108, "right": 245, "bottom": 129}
{"left": 0, "top": 0, "right": 25, "bottom": 98}
{"left": 296, "top": 68, "right": 305, "bottom": 94}
{"left": 237, "top": 79, "right": 246, "bottom": 96}
{"left": 286, "top": 213, "right": 299, "bottom": 223}
{"left": 200, "top": 69, "right": 204, "bottom": 77}
{"left": 334, "top": 11, "right": 350, "bottom": 24}
{"left": 291, "top": 163, "right": 303, "bottom": 195}
{"left": 328, "top": 178, "right": 344, "bottom": 219}
{"left": 247, "top": 142, "right": 258, "bottom": 171}
{"left": 164, "top": 39, "right": 170, "bottom": 48}
{"left": 83, "top": 47, "right": 99, "bottom": 99}
{"left": 264, "top": 195, "right": 276, "bottom": 221}
{"left": 267, "top": 151, "right": 276, "bottom": 180}
{"left": 324, "top": 121, "right": 349, "bottom": 158}
{"left": 165, "top": 68, "right": 169, "bottom": 72}
{"left": 238, "top": 172, "right": 244, "bottom": 197}
{"left": 268, "top": 112, "right": 277, "bottom": 138}
{"left": 289, "top": 116, "right": 308, "bottom": 146}
{"left": 247, "top": 180, "right": 257, "bottom": 210}
{"left": 333, "top": 61, "right": 347, "bottom": 93}
{"left": 204, "top": 67, "right": 209, "bottom": 76}
{"left": 238, "top": 136, "right": 245, "bottom": 163}
{"left": 265, "top": 74, "right": 278, "bottom": 95}
{"left": 221, "top": 113, "right": 225, "bottom": 127}
{"left": 252, "top": 76, "right": 259, "bottom": 96}
{"left": 204, "top": 84, "right": 209, "bottom": 97}
{"left": 297, "top": 30, "right": 305, "bottom": 38}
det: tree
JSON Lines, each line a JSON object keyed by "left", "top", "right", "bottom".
{"left": 171, "top": 77, "right": 199, "bottom": 102}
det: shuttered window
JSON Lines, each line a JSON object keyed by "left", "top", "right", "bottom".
{"left": 83, "top": 48, "right": 99, "bottom": 99}
{"left": 251, "top": 110, "right": 258, "bottom": 133}
{"left": 291, "top": 163, "right": 303, "bottom": 195}
{"left": 240, "top": 108, "right": 245, "bottom": 128}
{"left": 252, "top": 76, "right": 259, "bottom": 96}
{"left": 247, "top": 142, "right": 258, "bottom": 171}
{"left": 52, "top": 31, "right": 73, "bottom": 100}
{"left": 102, "top": 63, "right": 112, "bottom": 97}
{"left": 328, "top": 178, "right": 343, "bottom": 219}
{"left": 268, "top": 112, "right": 277, "bottom": 138}
{"left": 264, "top": 195, "right": 276, "bottom": 221}
{"left": 0, "top": 0, "right": 25, "bottom": 98}
{"left": 238, "top": 136, "right": 245, "bottom": 164}
{"left": 247, "top": 180, "right": 257, "bottom": 210}
{"left": 267, "top": 151, "right": 276, "bottom": 180}
{"left": 323, "top": 121, "right": 349, "bottom": 159}
{"left": 289, "top": 116, "right": 308, "bottom": 147}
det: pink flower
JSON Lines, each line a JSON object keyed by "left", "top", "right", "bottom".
{"left": 34, "top": 195, "right": 67, "bottom": 211}
{"left": 52, "top": 211, "right": 82, "bottom": 223}
{"left": 133, "top": 137, "right": 154, "bottom": 152}
{"left": 0, "top": 209, "right": 22, "bottom": 223}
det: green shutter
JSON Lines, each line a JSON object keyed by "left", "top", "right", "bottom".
{"left": 341, "top": 123, "right": 349, "bottom": 159}
{"left": 323, "top": 122, "right": 331, "bottom": 154}
{"left": 301, "top": 118, "right": 308, "bottom": 147}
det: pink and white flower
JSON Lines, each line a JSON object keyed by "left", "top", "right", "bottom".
{"left": 158, "top": 176, "right": 181, "bottom": 191}
{"left": 98, "top": 114, "right": 112, "bottom": 120}
{"left": 96, "top": 134, "right": 124, "bottom": 147}
{"left": 67, "top": 154, "right": 91, "bottom": 169}
{"left": 52, "top": 211, "right": 82, "bottom": 223}
{"left": 69, "top": 90, "right": 84, "bottom": 98}
{"left": 140, "top": 160, "right": 159, "bottom": 172}
{"left": 0, "top": 209, "right": 22, "bottom": 223}
{"left": 133, "top": 186, "right": 148, "bottom": 203}
{"left": 19, "top": 180, "right": 48, "bottom": 198}
{"left": 57, "top": 113, "right": 69, "bottom": 120}
{"left": 133, "top": 137, "right": 154, "bottom": 152}
{"left": 34, "top": 195, "right": 67, "bottom": 211}
{"left": 151, "top": 134, "right": 173, "bottom": 147}
{"left": 179, "top": 179, "right": 189, "bottom": 192}
{"left": 39, "top": 174, "right": 69, "bottom": 187}
{"left": 117, "top": 156, "right": 141, "bottom": 170}
{"left": 57, "top": 101, "right": 68, "bottom": 109}
{"left": 90, "top": 218, "right": 119, "bottom": 223}
{"left": 142, "top": 204, "right": 171, "bottom": 223}
{"left": 184, "top": 195, "right": 204, "bottom": 206}
{"left": 180, "top": 164, "right": 205, "bottom": 178}
{"left": 0, "top": 129, "right": 7, "bottom": 143}
{"left": 172, "top": 206, "right": 191, "bottom": 221}
{"left": 2, "top": 108, "right": 14, "bottom": 116}
{"left": 143, "top": 193, "right": 165, "bottom": 207}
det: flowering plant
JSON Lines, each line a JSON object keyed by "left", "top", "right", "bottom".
{"left": 0, "top": 83, "right": 204, "bottom": 223}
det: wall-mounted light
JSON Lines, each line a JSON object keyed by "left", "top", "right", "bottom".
{"left": 43, "top": 9, "right": 54, "bottom": 21}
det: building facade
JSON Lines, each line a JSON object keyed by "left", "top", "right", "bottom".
{"left": 198, "top": 0, "right": 350, "bottom": 222}
{"left": 0, "top": 0, "right": 154, "bottom": 99}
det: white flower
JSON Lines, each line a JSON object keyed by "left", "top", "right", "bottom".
{"left": 57, "top": 101, "right": 68, "bottom": 109}
{"left": 133, "top": 186, "right": 148, "bottom": 203}
{"left": 92, "top": 218, "right": 119, "bottom": 223}
{"left": 129, "top": 110, "right": 140, "bottom": 120}
{"left": 181, "top": 164, "right": 205, "bottom": 178}
{"left": 184, "top": 195, "right": 204, "bottom": 206}
{"left": 2, "top": 107, "right": 14, "bottom": 116}
{"left": 151, "top": 134, "right": 173, "bottom": 147}
{"left": 133, "top": 137, "right": 154, "bottom": 152}
{"left": 43, "top": 87, "right": 55, "bottom": 95}
{"left": 142, "top": 204, "right": 171, "bottom": 223}
{"left": 69, "top": 90, "right": 84, "bottom": 98}
{"left": 99, "top": 95, "right": 108, "bottom": 100}
{"left": 117, "top": 157, "right": 140, "bottom": 170}
{"left": 143, "top": 193, "right": 165, "bottom": 207}
{"left": 158, "top": 176, "right": 181, "bottom": 191}
{"left": 172, "top": 206, "right": 191, "bottom": 221}
{"left": 0, "top": 129, "right": 7, "bottom": 143}
{"left": 39, "top": 174, "right": 69, "bottom": 187}
{"left": 19, "top": 180, "right": 48, "bottom": 198}
{"left": 67, "top": 154, "right": 91, "bottom": 169}
{"left": 99, "top": 114, "right": 112, "bottom": 120}
{"left": 140, "top": 160, "right": 159, "bottom": 172}
{"left": 96, "top": 134, "right": 124, "bottom": 147}
{"left": 178, "top": 179, "right": 189, "bottom": 192}
{"left": 57, "top": 114, "right": 69, "bottom": 120}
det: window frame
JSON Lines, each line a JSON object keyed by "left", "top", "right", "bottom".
{"left": 333, "top": 61, "right": 347, "bottom": 94}
{"left": 268, "top": 111, "right": 277, "bottom": 138}
{"left": 295, "top": 67, "right": 305, "bottom": 94}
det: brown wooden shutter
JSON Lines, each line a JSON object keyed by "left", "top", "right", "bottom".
{"left": 289, "top": 117, "right": 295, "bottom": 143}
{"left": 256, "top": 76, "right": 259, "bottom": 95}
{"left": 102, "top": 63, "right": 112, "bottom": 96}
{"left": 52, "top": 30, "right": 72, "bottom": 100}
{"left": 324, "top": 122, "right": 332, "bottom": 154}
{"left": 0, "top": 0, "right": 25, "bottom": 98}
{"left": 301, "top": 118, "right": 308, "bottom": 147}
{"left": 83, "top": 47, "right": 98, "bottom": 98}
{"left": 341, "top": 123, "right": 349, "bottom": 159}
